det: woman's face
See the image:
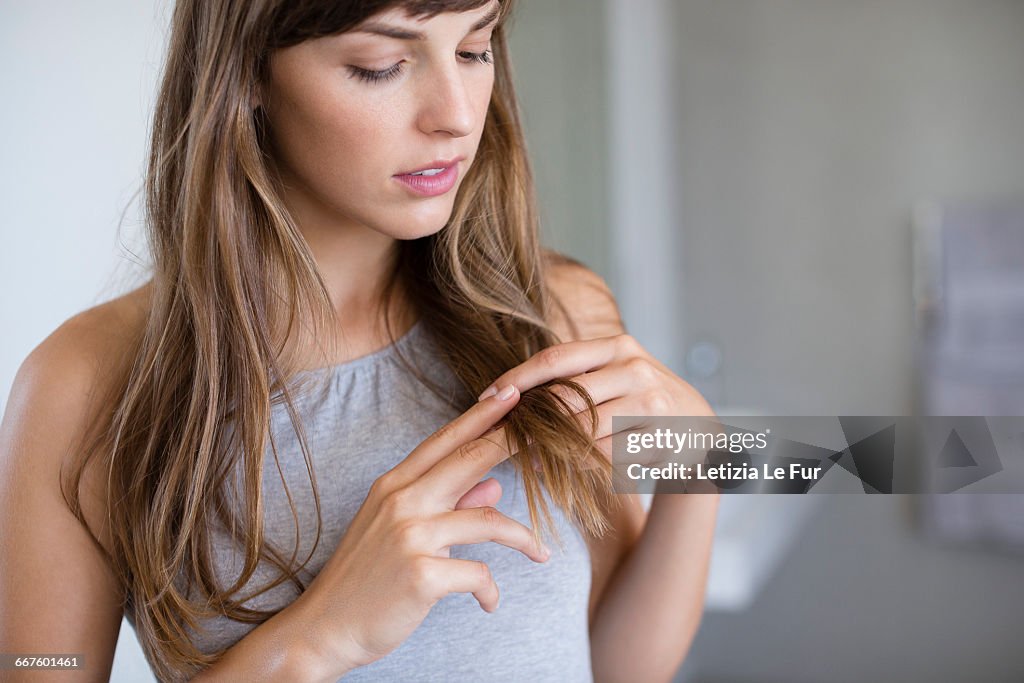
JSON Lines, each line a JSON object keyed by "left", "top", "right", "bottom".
{"left": 261, "top": 1, "right": 500, "bottom": 241}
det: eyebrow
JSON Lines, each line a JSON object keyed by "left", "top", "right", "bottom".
{"left": 353, "top": 3, "right": 501, "bottom": 41}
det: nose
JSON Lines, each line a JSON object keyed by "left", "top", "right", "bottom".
{"left": 416, "top": 60, "right": 477, "bottom": 138}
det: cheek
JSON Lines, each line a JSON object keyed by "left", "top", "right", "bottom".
{"left": 268, "top": 59, "right": 403, "bottom": 182}
{"left": 276, "top": 91, "right": 394, "bottom": 185}
{"left": 474, "top": 73, "right": 496, "bottom": 126}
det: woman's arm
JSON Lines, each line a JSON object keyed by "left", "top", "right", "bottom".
{"left": 588, "top": 493, "right": 720, "bottom": 683}
{"left": 0, "top": 325, "right": 127, "bottom": 682}
{"left": 568, "top": 301, "right": 721, "bottom": 683}
{"left": 0, "top": 316, "right": 364, "bottom": 683}
{"left": 187, "top": 592, "right": 358, "bottom": 682}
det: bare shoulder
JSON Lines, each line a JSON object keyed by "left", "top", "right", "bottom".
{"left": 13, "top": 280, "right": 151, "bottom": 428}
{"left": 12, "top": 282, "right": 152, "bottom": 450}
{"left": 4, "top": 281, "right": 152, "bottom": 547}
{"left": 542, "top": 249, "right": 625, "bottom": 342}
{"left": 43, "top": 281, "right": 152, "bottom": 366}
{"left": 21, "top": 280, "right": 151, "bottom": 371}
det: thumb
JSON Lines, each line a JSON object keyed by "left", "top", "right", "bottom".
{"left": 455, "top": 477, "right": 502, "bottom": 510}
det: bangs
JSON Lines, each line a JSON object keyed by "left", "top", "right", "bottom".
{"left": 269, "top": 0, "right": 505, "bottom": 50}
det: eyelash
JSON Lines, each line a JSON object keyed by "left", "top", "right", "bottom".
{"left": 347, "top": 49, "right": 494, "bottom": 84}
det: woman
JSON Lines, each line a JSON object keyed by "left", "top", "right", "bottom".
{"left": 0, "top": 0, "right": 719, "bottom": 681}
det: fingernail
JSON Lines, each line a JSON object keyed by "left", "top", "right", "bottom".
{"left": 478, "top": 386, "right": 497, "bottom": 401}
{"left": 496, "top": 384, "right": 516, "bottom": 401}
{"left": 541, "top": 545, "right": 552, "bottom": 560}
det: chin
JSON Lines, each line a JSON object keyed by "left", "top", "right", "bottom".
{"left": 387, "top": 204, "right": 457, "bottom": 241}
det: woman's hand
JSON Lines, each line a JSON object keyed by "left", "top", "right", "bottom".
{"left": 477, "top": 334, "right": 716, "bottom": 469}
{"left": 292, "top": 385, "right": 551, "bottom": 678}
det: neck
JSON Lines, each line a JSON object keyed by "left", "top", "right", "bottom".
{"left": 276, "top": 172, "right": 418, "bottom": 369}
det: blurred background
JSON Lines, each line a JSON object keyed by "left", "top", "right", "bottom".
{"left": 2, "top": 1, "right": 1023, "bottom": 681}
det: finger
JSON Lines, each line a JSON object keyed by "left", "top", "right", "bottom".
{"left": 545, "top": 361, "right": 642, "bottom": 414}
{"left": 412, "top": 427, "right": 524, "bottom": 508}
{"left": 528, "top": 399, "right": 658, "bottom": 473}
{"left": 477, "top": 336, "right": 632, "bottom": 400}
{"left": 387, "top": 385, "right": 520, "bottom": 488}
{"left": 477, "top": 363, "right": 652, "bottom": 478}
{"left": 434, "top": 507, "right": 550, "bottom": 562}
{"left": 497, "top": 364, "right": 629, "bottom": 475}
{"left": 455, "top": 477, "right": 502, "bottom": 510}
{"left": 564, "top": 395, "right": 652, "bottom": 441}
{"left": 424, "top": 557, "right": 501, "bottom": 613}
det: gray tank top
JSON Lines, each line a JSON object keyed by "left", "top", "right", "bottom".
{"left": 135, "top": 320, "right": 594, "bottom": 681}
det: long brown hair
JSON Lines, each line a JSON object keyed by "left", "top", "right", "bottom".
{"left": 62, "top": 0, "right": 617, "bottom": 679}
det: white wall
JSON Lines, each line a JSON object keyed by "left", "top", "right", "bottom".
{"left": 2, "top": 2, "right": 174, "bottom": 680}
{"left": 0, "top": 1, "right": 165, "bottom": 407}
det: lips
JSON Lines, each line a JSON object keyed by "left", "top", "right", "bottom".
{"left": 393, "top": 156, "right": 466, "bottom": 196}
{"left": 394, "top": 156, "right": 465, "bottom": 176}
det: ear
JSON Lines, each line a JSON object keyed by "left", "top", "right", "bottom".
{"left": 250, "top": 79, "right": 264, "bottom": 111}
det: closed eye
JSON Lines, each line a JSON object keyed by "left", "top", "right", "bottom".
{"left": 460, "top": 49, "right": 494, "bottom": 65}
{"left": 347, "top": 48, "right": 494, "bottom": 85}
{"left": 348, "top": 62, "right": 404, "bottom": 84}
